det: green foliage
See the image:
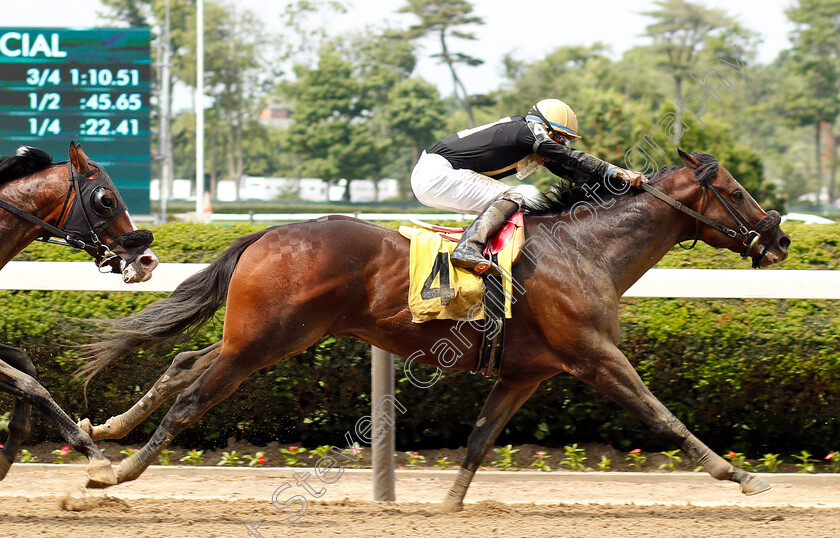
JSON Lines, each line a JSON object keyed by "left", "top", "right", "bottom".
{"left": 757, "top": 453, "right": 783, "bottom": 472}
{"left": 243, "top": 451, "right": 267, "bottom": 467}
{"left": 51, "top": 445, "right": 76, "bottom": 464}
{"left": 723, "top": 451, "right": 752, "bottom": 471}
{"left": 158, "top": 449, "right": 174, "bottom": 466}
{"left": 491, "top": 444, "right": 519, "bottom": 470}
{"left": 278, "top": 446, "right": 308, "bottom": 467}
{"left": 596, "top": 455, "right": 612, "bottom": 472}
{"left": 791, "top": 450, "right": 818, "bottom": 473}
{"left": 658, "top": 449, "right": 683, "bottom": 471}
{"left": 530, "top": 451, "right": 551, "bottom": 472}
{"left": 825, "top": 451, "right": 840, "bottom": 472}
{"left": 405, "top": 450, "right": 425, "bottom": 467}
{"left": 180, "top": 449, "right": 205, "bottom": 466}
{"left": 626, "top": 449, "right": 647, "bottom": 471}
{"left": 19, "top": 449, "right": 36, "bottom": 463}
{"left": 217, "top": 450, "right": 244, "bottom": 466}
{"left": 558, "top": 444, "right": 587, "bottom": 471}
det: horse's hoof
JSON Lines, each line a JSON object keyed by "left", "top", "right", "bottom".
{"left": 740, "top": 474, "right": 771, "bottom": 496}
{"left": 85, "top": 459, "right": 117, "bottom": 489}
{"left": 77, "top": 418, "right": 93, "bottom": 437}
{"left": 0, "top": 453, "right": 11, "bottom": 481}
{"left": 439, "top": 499, "right": 464, "bottom": 513}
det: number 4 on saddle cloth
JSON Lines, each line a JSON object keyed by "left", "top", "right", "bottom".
{"left": 399, "top": 212, "right": 525, "bottom": 324}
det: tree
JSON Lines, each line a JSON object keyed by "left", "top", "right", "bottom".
{"left": 785, "top": 0, "right": 840, "bottom": 205}
{"left": 99, "top": 0, "right": 153, "bottom": 26}
{"left": 642, "top": 0, "right": 740, "bottom": 137}
{"left": 386, "top": 78, "right": 446, "bottom": 190}
{"left": 288, "top": 47, "right": 389, "bottom": 201}
{"left": 395, "top": 0, "right": 484, "bottom": 127}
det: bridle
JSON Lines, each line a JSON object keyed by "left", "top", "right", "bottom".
{"left": 0, "top": 160, "right": 153, "bottom": 273}
{"left": 640, "top": 166, "right": 781, "bottom": 268}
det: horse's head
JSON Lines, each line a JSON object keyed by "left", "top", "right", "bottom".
{"left": 64, "top": 142, "right": 159, "bottom": 282}
{"left": 675, "top": 148, "right": 789, "bottom": 268}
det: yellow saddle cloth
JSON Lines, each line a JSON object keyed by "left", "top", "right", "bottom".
{"left": 399, "top": 217, "right": 524, "bottom": 323}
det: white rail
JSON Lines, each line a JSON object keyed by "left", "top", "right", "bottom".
{"left": 0, "top": 262, "right": 837, "bottom": 298}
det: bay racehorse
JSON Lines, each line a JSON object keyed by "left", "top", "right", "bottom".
{"left": 79, "top": 149, "right": 789, "bottom": 508}
{"left": 0, "top": 142, "right": 158, "bottom": 486}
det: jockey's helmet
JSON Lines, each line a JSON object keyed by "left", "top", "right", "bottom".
{"left": 526, "top": 99, "right": 581, "bottom": 140}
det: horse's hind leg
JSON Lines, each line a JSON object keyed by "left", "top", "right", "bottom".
{"left": 576, "top": 344, "right": 769, "bottom": 496}
{"left": 442, "top": 379, "right": 540, "bottom": 512}
{"left": 0, "top": 361, "right": 116, "bottom": 486}
{"left": 110, "top": 334, "right": 318, "bottom": 487}
{"left": 0, "top": 345, "right": 35, "bottom": 479}
{"left": 79, "top": 341, "right": 221, "bottom": 441}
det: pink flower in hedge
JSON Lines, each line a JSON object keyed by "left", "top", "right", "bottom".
{"left": 410, "top": 451, "right": 420, "bottom": 459}
{"left": 289, "top": 446, "right": 299, "bottom": 451}
{"left": 536, "top": 451, "right": 546, "bottom": 456}
{"left": 0, "top": 444, "right": 4, "bottom": 449}
{"left": 727, "top": 451, "right": 738, "bottom": 458}
{"left": 826, "top": 452, "right": 835, "bottom": 460}
{"left": 629, "top": 448, "right": 641, "bottom": 454}
{"left": 59, "top": 445, "right": 70, "bottom": 456}
{"left": 351, "top": 447, "right": 362, "bottom": 456}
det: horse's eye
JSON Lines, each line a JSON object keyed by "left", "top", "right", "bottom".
{"left": 91, "top": 187, "right": 116, "bottom": 218}
{"left": 732, "top": 190, "right": 744, "bottom": 202}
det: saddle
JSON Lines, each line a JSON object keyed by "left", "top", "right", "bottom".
{"left": 399, "top": 212, "right": 525, "bottom": 377}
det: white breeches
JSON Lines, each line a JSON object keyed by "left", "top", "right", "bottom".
{"left": 410, "top": 152, "right": 512, "bottom": 214}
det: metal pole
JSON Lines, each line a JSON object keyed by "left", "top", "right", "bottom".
{"left": 371, "top": 346, "right": 395, "bottom": 502}
{"left": 159, "top": 0, "right": 172, "bottom": 223}
{"left": 195, "top": 0, "right": 205, "bottom": 215}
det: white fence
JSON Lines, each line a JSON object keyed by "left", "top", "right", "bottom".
{"left": 1, "top": 262, "right": 838, "bottom": 298}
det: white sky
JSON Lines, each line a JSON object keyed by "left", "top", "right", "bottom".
{"left": 5, "top": 0, "right": 796, "bottom": 97}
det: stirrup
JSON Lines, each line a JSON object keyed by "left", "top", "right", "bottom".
{"left": 452, "top": 254, "right": 500, "bottom": 276}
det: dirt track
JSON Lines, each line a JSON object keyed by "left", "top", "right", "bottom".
{"left": 2, "top": 465, "right": 840, "bottom": 537}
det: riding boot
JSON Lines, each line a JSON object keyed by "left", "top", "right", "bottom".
{"left": 451, "top": 196, "right": 520, "bottom": 276}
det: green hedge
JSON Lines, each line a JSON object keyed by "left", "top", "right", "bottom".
{"left": 2, "top": 222, "right": 840, "bottom": 457}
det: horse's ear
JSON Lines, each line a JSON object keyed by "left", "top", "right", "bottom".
{"left": 69, "top": 141, "right": 91, "bottom": 174}
{"left": 677, "top": 148, "right": 701, "bottom": 170}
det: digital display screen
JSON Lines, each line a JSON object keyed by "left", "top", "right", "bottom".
{"left": 0, "top": 27, "right": 152, "bottom": 213}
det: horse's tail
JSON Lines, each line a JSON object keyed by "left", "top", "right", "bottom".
{"left": 76, "top": 228, "right": 271, "bottom": 382}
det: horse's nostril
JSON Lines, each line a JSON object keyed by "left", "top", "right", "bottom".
{"left": 139, "top": 255, "right": 158, "bottom": 269}
{"left": 779, "top": 235, "right": 791, "bottom": 251}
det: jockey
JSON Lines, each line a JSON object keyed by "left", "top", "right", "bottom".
{"left": 410, "top": 98, "right": 647, "bottom": 276}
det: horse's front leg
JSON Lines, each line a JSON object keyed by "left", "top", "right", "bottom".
{"left": 0, "top": 344, "right": 36, "bottom": 479}
{"left": 79, "top": 342, "right": 221, "bottom": 441}
{"left": 0, "top": 360, "right": 116, "bottom": 487}
{"left": 442, "top": 378, "right": 540, "bottom": 513}
{"left": 573, "top": 342, "right": 770, "bottom": 496}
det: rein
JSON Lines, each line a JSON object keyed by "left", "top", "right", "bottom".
{"left": 640, "top": 177, "right": 781, "bottom": 268}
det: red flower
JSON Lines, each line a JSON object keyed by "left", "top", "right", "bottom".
{"left": 59, "top": 445, "right": 70, "bottom": 456}
{"left": 826, "top": 452, "right": 834, "bottom": 460}
{"left": 0, "top": 444, "right": 4, "bottom": 449}
{"left": 536, "top": 451, "right": 546, "bottom": 456}
{"left": 629, "top": 448, "right": 642, "bottom": 454}
{"left": 727, "top": 451, "right": 738, "bottom": 458}
{"left": 258, "top": 456, "right": 266, "bottom": 464}
{"left": 288, "top": 446, "right": 299, "bottom": 451}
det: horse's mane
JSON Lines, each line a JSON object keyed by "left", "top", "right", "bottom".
{"left": 524, "top": 151, "right": 719, "bottom": 216}
{"left": 0, "top": 146, "right": 54, "bottom": 185}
